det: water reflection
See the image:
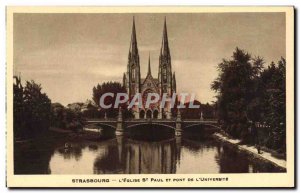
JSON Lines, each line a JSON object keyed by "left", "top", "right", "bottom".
{"left": 14, "top": 140, "right": 56, "bottom": 174}
{"left": 57, "top": 145, "right": 83, "bottom": 161}
{"left": 92, "top": 137, "right": 179, "bottom": 174}
{"left": 14, "top": 131, "right": 285, "bottom": 174}
{"left": 215, "top": 145, "right": 251, "bottom": 173}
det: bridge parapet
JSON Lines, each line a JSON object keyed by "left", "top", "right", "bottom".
{"left": 85, "top": 118, "right": 218, "bottom": 123}
{"left": 83, "top": 118, "right": 220, "bottom": 135}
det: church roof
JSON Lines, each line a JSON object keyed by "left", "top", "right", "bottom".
{"left": 141, "top": 78, "right": 159, "bottom": 85}
{"left": 141, "top": 53, "right": 159, "bottom": 87}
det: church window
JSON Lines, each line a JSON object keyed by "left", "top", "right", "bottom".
{"left": 132, "top": 68, "right": 135, "bottom": 80}
{"left": 163, "top": 68, "right": 167, "bottom": 82}
{"left": 164, "top": 86, "right": 167, "bottom": 92}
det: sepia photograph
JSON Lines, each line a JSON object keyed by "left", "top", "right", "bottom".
{"left": 6, "top": 6, "right": 294, "bottom": 188}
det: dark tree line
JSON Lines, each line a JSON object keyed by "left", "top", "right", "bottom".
{"left": 13, "top": 78, "right": 51, "bottom": 140}
{"left": 92, "top": 81, "right": 133, "bottom": 118}
{"left": 211, "top": 48, "right": 286, "bottom": 153}
{"left": 180, "top": 100, "right": 216, "bottom": 119}
{"left": 13, "top": 77, "right": 86, "bottom": 140}
{"left": 50, "top": 103, "right": 84, "bottom": 131}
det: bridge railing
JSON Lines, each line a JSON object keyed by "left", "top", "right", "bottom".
{"left": 84, "top": 118, "right": 117, "bottom": 122}
{"left": 84, "top": 118, "right": 218, "bottom": 123}
{"left": 124, "top": 118, "right": 177, "bottom": 122}
{"left": 182, "top": 119, "right": 218, "bottom": 121}
{"left": 85, "top": 118, "right": 115, "bottom": 120}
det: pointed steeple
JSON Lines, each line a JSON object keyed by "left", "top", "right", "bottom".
{"left": 172, "top": 72, "right": 176, "bottom": 93}
{"left": 129, "top": 16, "right": 138, "bottom": 57}
{"left": 126, "top": 16, "right": 141, "bottom": 97}
{"left": 147, "top": 53, "right": 152, "bottom": 76}
{"left": 123, "top": 73, "right": 126, "bottom": 87}
{"left": 160, "top": 17, "right": 170, "bottom": 57}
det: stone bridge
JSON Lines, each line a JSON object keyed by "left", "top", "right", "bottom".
{"left": 84, "top": 109, "right": 219, "bottom": 136}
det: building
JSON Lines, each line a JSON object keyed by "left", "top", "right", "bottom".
{"left": 123, "top": 17, "right": 177, "bottom": 119}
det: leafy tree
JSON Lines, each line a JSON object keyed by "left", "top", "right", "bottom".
{"left": 64, "top": 108, "right": 83, "bottom": 131}
{"left": 13, "top": 76, "right": 24, "bottom": 139}
{"left": 13, "top": 79, "right": 51, "bottom": 139}
{"left": 260, "top": 58, "right": 286, "bottom": 151}
{"left": 201, "top": 102, "right": 217, "bottom": 119}
{"left": 23, "top": 81, "right": 52, "bottom": 136}
{"left": 50, "top": 102, "right": 84, "bottom": 131}
{"left": 211, "top": 48, "right": 286, "bottom": 153}
{"left": 180, "top": 100, "right": 201, "bottom": 119}
{"left": 50, "top": 103, "right": 65, "bottom": 128}
{"left": 179, "top": 101, "right": 217, "bottom": 119}
{"left": 211, "top": 48, "right": 261, "bottom": 138}
{"left": 92, "top": 81, "right": 133, "bottom": 118}
{"left": 81, "top": 105, "right": 100, "bottom": 118}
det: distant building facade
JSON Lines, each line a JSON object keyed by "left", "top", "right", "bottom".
{"left": 123, "top": 18, "right": 177, "bottom": 119}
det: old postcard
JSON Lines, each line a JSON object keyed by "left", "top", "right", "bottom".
{"left": 6, "top": 6, "right": 294, "bottom": 188}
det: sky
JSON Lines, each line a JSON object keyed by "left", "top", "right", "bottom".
{"left": 13, "top": 13, "right": 286, "bottom": 105}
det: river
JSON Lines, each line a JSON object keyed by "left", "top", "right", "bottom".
{"left": 14, "top": 127, "right": 284, "bottom": 174}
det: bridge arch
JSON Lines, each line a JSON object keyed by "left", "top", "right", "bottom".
{"left": 183, "top": 123, "right": 220, "bottom": 130}
{"left": 146, "top": 109, "right": 152, "bottom": 119}
{"left": 126, "top": 122, "right": 176, "bottom": 131}
{"left": 139, "top": 109, "right": 145, "bottom": 119}
{"left": 125, "top": 122, "right": 175, "bottom": 140}
{"left": 153, "top": 109, "right": 159, "bottom": 119}
{"left": 84, "top": 123, "right": 117, "bottom": 131}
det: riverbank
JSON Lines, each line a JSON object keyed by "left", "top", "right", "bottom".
{"left": 49, "top": 127, "right": 110, "bottom": 142}
{"left": 15, "top": 127, "right": 104, "bottom": 148}
{"left": 213, "top": 132, "right": 286, "bottom": 170}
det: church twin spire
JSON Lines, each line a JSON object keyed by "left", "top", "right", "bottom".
{"left": 129, "top": 16, "right": 170, "bottom": 66}
{"left": 147, "top": 53, "right": 152, "bottom": 76}
{"left": 160, "top": 17, "right": 170, "bottom": 59}
{"left": 129, "top": 16, "right": 171, "bottom": 70}
{"left": 129, "top": 17, "right": 139, "bottom": 58}
{"left": 124, "top": 16, "right": 176, "bottom": 119}
{"left": 125, "top": 16, "right": 175, "bottom": 96}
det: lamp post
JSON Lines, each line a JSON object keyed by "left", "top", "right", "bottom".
{"left": 200, "top": 111, "right": 204, "bottom": 121}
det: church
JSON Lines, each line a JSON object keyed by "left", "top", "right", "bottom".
{"left": 123, "top": 18, "right": 177, "bottom": 119}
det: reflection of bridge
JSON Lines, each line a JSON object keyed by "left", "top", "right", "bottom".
{"left": 84, "top": 109, "right": 219, "bottom": 136}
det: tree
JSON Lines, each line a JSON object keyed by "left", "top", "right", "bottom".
{"left": 51, "top": 103, "right": 65, "bottom": 128}
{"left": 211, "top": 48, "right": 261, "bottom": 138}
{"left": 13, "top": 76, "right": 24, "bottom": 139}
{"left": 211, "top": 48, "right": 286, "bottom": 153}
{"left": 23, "top": 80, "right": 52, "bottom": 136}
{"left": 64, "top": 108, "right": 83, "bottom": 132}
{"left": 13, "top": 79, "right": 52, "bottom": 139}
{"left": 180, "top": 100, "right": 201, "bottom": 119}
{"left": 50, "top": 102, "right": 85, "bottom": 131}
{"left": 201, "top": 102, "right": 217, "bottom": 119}
{"left": 92, "top": 81, "right": 133, "bottom": 118}
{"left": 260, "top": 58, "right": 286, "bottom": 151}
